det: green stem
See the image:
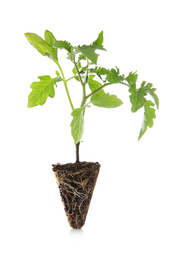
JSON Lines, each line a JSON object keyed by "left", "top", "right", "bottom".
{"left": 85, "top": 83, "right": 112, "bottom": 100}
{"left": 73, "top": 55, "right": 86, "bottom": 107}
{"left": 120, "top": 81, "right": 130, "bottom": 87}
{"left": 55, "top": 60, "right": 74, "bottom": 111}
{"left": 66, "top": 76, "right": 75, "bottom": 82}
{"left": 85, "top": 81, "right": 130, "bottom": 100}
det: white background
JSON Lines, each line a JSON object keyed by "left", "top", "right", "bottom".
{"left": 0, "top": 0, "right": 182, "bottom": 259}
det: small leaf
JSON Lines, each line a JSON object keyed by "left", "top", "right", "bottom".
{"left": 44, "top": 30, "right": 56, "bottom": 45}
{"left": 72, "top": 62, "right": 81, "bottom": 75}
{"left": 38, "top": 75, "right": 51, "bottom": 80}
{"left": 78, "top": 53, "right": 86, "bottom": 62}
{"left": 78, "top": 45, "right": 99, "bottom": 64}
{"left": 53, "top": 40, "right": 73, "bottom": 53}
{"left": 55, "top": 70, "right": 60, "bottom": 77}
{"left": 97, "top": 67, "right": 110, "bottom": 75}
{"left": 125, "top": 71, "right": 138, "bottom": 85}
{"left": 91, "top": 93, "right": 123, "bottom": 108}
{"left": 96, "top": 67, "right": 124, "bottom": 83}
{"left": 25, "top": 33, "right": 55, "bottom": 60}
{"left": 93, "top": 31, "right": 104, "bottom": 47}
{"left": 70, "top": 108, "right": 84, "bottom": 144}
{"left": 106, "top": 68, "right": 124, "bottom": 83}
{"left": 44, "top": 30, "right": 57, "bottom": 60}
{"left": 78, "top": 44, "right": 106, "bottom": 65}
{"left": 138, "top": 101, "right": 156, "bottom": 140}
{"left": 74, "top": 76, "right": 80, "bottom": 82}
{"left": 27, "top": 76, "right": 56, "bottom": 108}
{"left": 72, "top": 67, "right": 77, "bottom": 75}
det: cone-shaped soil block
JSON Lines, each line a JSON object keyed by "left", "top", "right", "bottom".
{"left": 52, "top": 161, "right": 100, "bottom": 229}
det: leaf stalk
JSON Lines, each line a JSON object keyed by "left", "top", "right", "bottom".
{"left": 73, "top": 55, "right": 86, "bottom": 108}
{"left": 85, "top": 81, "right": 130, "bottom": 100}
{"left": 55, "top": 60, "right": 74, "bottom": 111}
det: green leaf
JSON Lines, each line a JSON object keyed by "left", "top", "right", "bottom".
{"left": 129, "top": 86, "right": 147, "bottom": 112}
{"left": 88, "top": 77, "right": 105, "bottom": 95}
{"left": 129, "top": 79, "right": 159, "bottom": 113}
{"left": 72, "top": 62, "right": 81, "bottom": 75}
{"left": 144, "top": 83, "right": 159, "bottom": 109}
{"left": 78, "top": 44, "right": 106, "bottom": 65}
{"left": 88, "top": 77, "right": 123, "bottom": 108}
{"left": 44, "top": 30, "right": 56, "bottom": 45}
{"left": 76, "top": 31, "right": 106, "bottom": 64}
{"left": 106, "top": 68, "right": 124, "bottom": 83}
{"left": 38, "top": 75, "right": 51, "bottom": 80}
{"left": 77, "top": 45, "right": 99, "bottom": 64}
{"left": 25, "top": 33, "right": 56, "bottom": 60}
{"left": 72, "top": 67, "right": 77, "bottom": 75}
{"left": 96, "top": 67, "right": 124, "bottom": 83}
{"left": 55, "top": 70, "right": 60, "bottom": 77}
{"left": 53, "top": 40, "right": 73, "bottom": 53}
{"left": 138, "top": 101, "right": 156, "bottom": 140}
{"left": 93, "top": 31, "right": 104, "bottom": 47}
{"left": 91, "top": 93, "right": 123, "bottom": 108}
{"left": 44, "top": 30, "right": 57, "bottom": 60}
{"left": 78, "top": 53, "right": 86, "bottom": 62}
{"left": 96, "top": 67, "right": 110, "bottom": 75}
{"left": 125, "top": 71, "right": 138, "bottom": 85}
{"left": 70, "top": 108, "right": 84, "bottom": 144}
{"left": 27, "top": 76, "right": 56, "bottom": 108}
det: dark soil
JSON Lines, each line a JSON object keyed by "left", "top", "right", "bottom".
{"left": 52, "top": 161, "right": 100, "bottom": 229}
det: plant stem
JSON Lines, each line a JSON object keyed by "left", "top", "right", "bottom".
{"left": 66, "top": 76, "right": 75, "bottom": 82}
{"left": 75, "top": 142, "right": 80, "bottom": 163}
{"left": 85, "top": 82, "right": 113, "bottom": 99}
{"left": 73, "top": 55, "right": 86, "bottom": 108}
{"left": 55, "top": 60, "right": 74, "bottom": 111}
{"left": 85, "top": 81, "right": 130, "bottom": 100}
{"left": 73, "top": 56, "right": 89, "bottom": 163}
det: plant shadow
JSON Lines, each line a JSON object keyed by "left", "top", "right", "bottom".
{"left": 69, "top": 228, "right": 84, "bottom": 237}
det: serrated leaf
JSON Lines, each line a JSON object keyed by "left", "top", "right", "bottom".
{"left": 144, "top": 83, "right": 159, "bottom": 109}
{"left": 27, "top": 76, "right": 56, "bottom": 108}
{"left": 138, "top": 101, "right": 156, "bottom": 140}
{"left": 129, "top": 86, "right": 147, "bottom": 112}
{"left": 106, "top": 68, "right": 124, "bottom": 83}
{"left": 78, "top": 53, "right": 86, "bottom": 62}
{"left": 96, "top": 67, "right": 124, "bottom": 83}
{"left": 70, "top": 108, "right": 84, "bottom": 144}
{"left": 93, "top": 31, "right": 104, "bottom": 47}
{"left": 91, "top": 93, "right": 123, "bottom": 108}
{"left": 125, "top": 71, "right": 138, "bottom": 85}
{"left": 53, "top": 40, "right": 73, "bottom": 53}
{"left": 25, "top": 33, "right": 56, "bottom": 60}
{"left": 78, "top": 44, "right": 106, "bottom": 65}
{"left": 97, "top": 67, "right": 110, "bottom": 75}
{"left": 77, "top": 45, "right": 99, "bottom": 64}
